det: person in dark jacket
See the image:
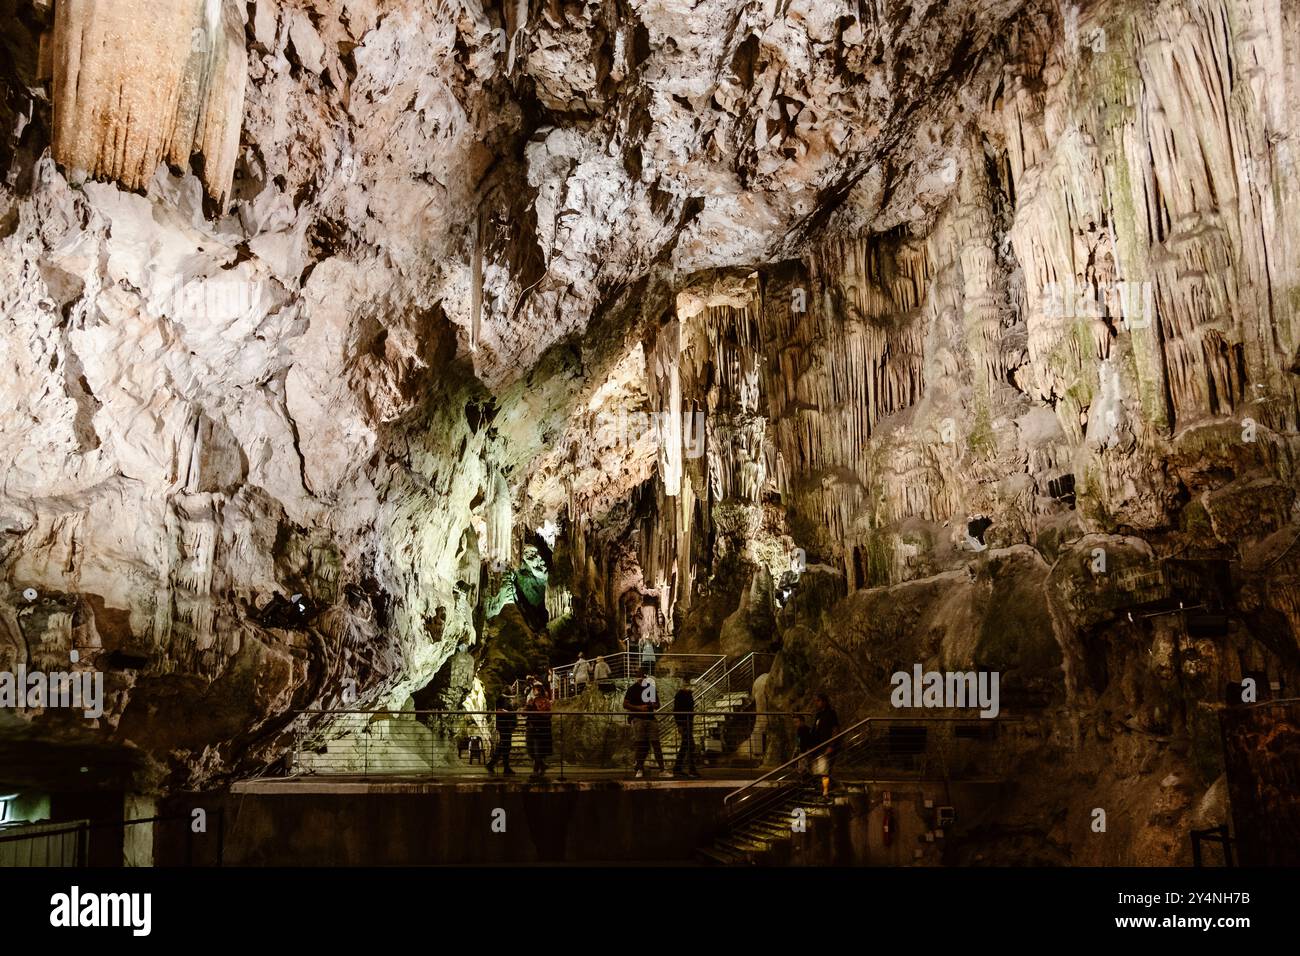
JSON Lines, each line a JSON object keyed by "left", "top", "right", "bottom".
{"left": 623, "top": 666, "right": 665, "bottom": 778}
{"left": 809, "top": 693, "right": 840, "bottom": 798}
{"left": 524, "top": 682, "right": 553, "bottom": 778}
{"left": 672, "top": 680, "right": 699, "bottom": 777}
{"left": 486, "top": 693, "right": 517, "bottom": 775}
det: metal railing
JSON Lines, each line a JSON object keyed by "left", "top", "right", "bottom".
{"left": 702, "top": 652, "right": 772, "bottom": 705}
{"left": 652, "top": 651, "right": 774, "bottom": 757}
{"left": 721, "top": 715, "right": 1022, "bottom": 831}
{"left": 0, "top": 812, "right": 225, "bottom": 867}
{"left": 1191, "top": 825, "right": 1235, "bottom": 867}
{"left": 287, "top": 708, "right": 807, "bottom": 779}
{"left": 548, "top": 653, "right": 726, "bottom": 699}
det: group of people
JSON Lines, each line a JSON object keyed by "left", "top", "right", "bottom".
{"left": 559, "top": 638, "right": 662, "bottom": 696}
{"left": 620, "top": 665, "right": 701, "bottom": 778}
{"left": 485, "top": 668, "right": 842, "bottom": 796}
{"left": 485, "top": 679, "right": 554, "bottom": 779}
{"left": 564, "top": 653, "right": 613, "bottom": 696}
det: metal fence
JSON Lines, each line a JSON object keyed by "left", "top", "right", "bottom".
{"left": 0, "top": 812, "right": 225, "bottom": 867}
{"left": 548, "top": 653, "right": 726, "bottom": 699}
{"left": 288, "top": 708, "right": 808, "bottom": 778}
{"left": 723, "top": 715, "right": 1028, "bottom": 827}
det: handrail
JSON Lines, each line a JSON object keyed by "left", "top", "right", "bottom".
{"left": 549, "top": 652, "right": 726, "bottom": 698}
{"left": 724, "top": 714, "right": 874, "bottom": 810}
{"left": 287, "top": 707, "right": 807, "bottom": 778}
{"left": 722, "top": 713, "right": 1022, "bottom": 813}
{"left": 293, "top": 708, "right": 803, "bottom": 716}
{"left": 658, "top": 653, "right": 739, "bottom": 716}
{"left": 693, "top": 655, "right": 730, "bottom": 692}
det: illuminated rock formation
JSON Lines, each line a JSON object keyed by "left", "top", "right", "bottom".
{"left": 0, "top": 0, "right": 1297, "bottom": 862}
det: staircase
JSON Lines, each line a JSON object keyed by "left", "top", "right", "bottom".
{"left": 697, "top": 715, "right": 1015, "bottom": 864}
{"left": 655, "top": 654, "right": 770, "bottom": 765}
{"left": 697, "top": 780, "right": 832, "bottom": 865}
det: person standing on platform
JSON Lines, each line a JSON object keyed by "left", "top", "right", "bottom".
{"left": 573, "top": 653, "right": 591, "bottom": 695}
{"left": 524, "top": 681, "right": 553, "bottom": 779}
{"left": 638, "top": 635, "right": 658, "bottom": 676}
{"left": 624, "top": 666, "right": 665, "bottom": 778}
{"left": 672, "top": 679, "right": 699, "bottom": 778}
{"left": 594, "top": 655, "right": 613, "bottom": 692}
{"left": 486, "top": 693, "right": 517, "bottom": 775}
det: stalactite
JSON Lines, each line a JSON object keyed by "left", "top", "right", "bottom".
{"left": 470, "top": 209, "right": 483, "bottom": 353}
{"left": 51, "top": 0, "right": 246, "bottom": 206}
{"left": 484, "top": 469, "right": 512, "bottom": 566}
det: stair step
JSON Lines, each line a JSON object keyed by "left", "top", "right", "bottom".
{"left": 739, "top": 824, "right": 791, "bottom": 843}
{"left": 716, "top": 835, "right": 767, "bottom": 854}
{"left": 696, "top": 846, "right": 743, "bottom": 866}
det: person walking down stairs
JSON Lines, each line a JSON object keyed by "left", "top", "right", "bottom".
{"left": 573, "top": 653, "right": 591, "bottom": 695}
{"left": 809, "top": 693, "right": 840, "bottom": 798}
{"left": 624, "top": 666, "right": 666, "bottom": 778}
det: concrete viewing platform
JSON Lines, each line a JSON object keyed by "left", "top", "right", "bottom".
{"left": 232, "top": 769, "right": 763, "bottom": 794}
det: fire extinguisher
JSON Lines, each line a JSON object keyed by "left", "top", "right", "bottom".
{"left": 882, "top": 806, "right": 895, "bottom": 846}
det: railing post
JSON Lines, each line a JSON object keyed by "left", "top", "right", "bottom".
{"left": 558, "top": 713, "right": 565, "bottom": 781}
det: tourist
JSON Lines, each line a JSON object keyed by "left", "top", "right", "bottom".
{"left": 486, "top": 693, "right": 517, "bottom": 775}
{"left": 594, "top": 655, "right": 613, "bottom": 692}
{"left": 524, "top": 681, "right": 553, "bottom": 778}
{"left": 573, "top": 653, "right": 591, "bottom": 695}
{"left": 638, "top": 635, "right": 658, "bottom": 676}
{"left": 623, "top": 666, "right": 665, "bottom": 778}
{"left": 809, "top": 693, "right": 840, "bottom": 798}
{"left": 672, "top": 679, "right": 699, "bottom": 777}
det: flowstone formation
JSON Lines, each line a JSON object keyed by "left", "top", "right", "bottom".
{"left": 1, "top": 0, "right": 1297, "bottom": 862}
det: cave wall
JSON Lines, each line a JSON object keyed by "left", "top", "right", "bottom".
{"left": 0, "top": 0, "right": 1295, "bottom": 865}
{"left": 522, "top": 0, "right": 1300, "bottom": 862}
